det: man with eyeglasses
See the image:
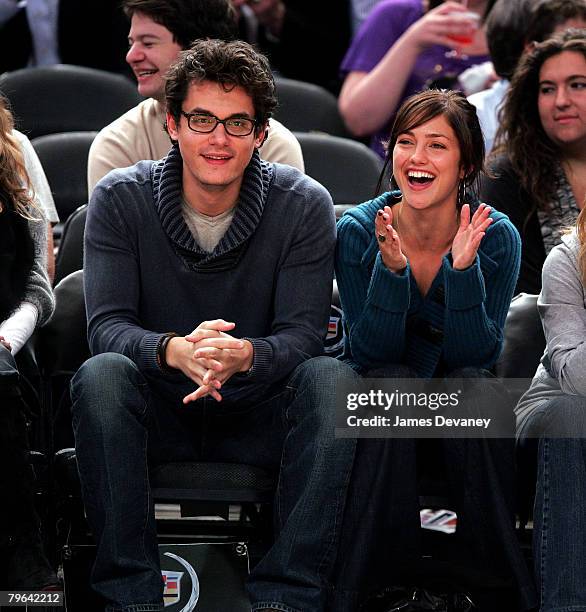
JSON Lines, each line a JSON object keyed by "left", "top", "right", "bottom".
{"left": 87, "top": 0, "right": 304, "bottom": 194}
{"left": 71, "top": 38, "right": 357, "bottom": 612}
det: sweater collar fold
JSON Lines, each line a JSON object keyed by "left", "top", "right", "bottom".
{"left": 152, "top": 144, "right": 273, "bottom": 271}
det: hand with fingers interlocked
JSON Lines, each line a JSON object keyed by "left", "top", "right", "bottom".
{"left": 375, "top": 205, "right": 408, "bottom": 274}
{"left": 165, "top": 319, "right": 254, "bottom": 404}
{"left": 451, "top": 203, "right": 493, "bottom": 270}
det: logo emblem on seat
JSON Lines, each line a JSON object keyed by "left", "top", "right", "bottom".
{"left": 162, "top": 552, "right": 200, "bottom": 610}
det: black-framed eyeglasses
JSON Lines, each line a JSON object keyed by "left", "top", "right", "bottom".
{"left": 180, "top": 111, "right": 257, "bottom": 137}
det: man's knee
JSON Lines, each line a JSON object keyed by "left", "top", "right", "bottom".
{"left": 70, "top": 353, "right": 146, "bottom": 423}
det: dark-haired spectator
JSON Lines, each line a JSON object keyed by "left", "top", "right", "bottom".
{"left": 332, "top": 88, "right": 535, "bottom": 612}
{"left": 72, "top": 38, "right": 356, "bottom": 612}
{"left": 0, "top": 0, "right": 130, "bottom": 75}
{"left": 526, "top": 0, "right": 586, "bottom": 44}
{"left": 480, "top": 29, "right": 586, "bottom": 295}
{"left": 338, "top": 0, "right": 495, "bottom": 158}
{"left": 231, "top": 0, "right": 351, "bottom": 93}
{"left": 468, "top": 0, "right": 535, "bottom": 153}
{"left": 469, "top": 0, "right": 586, "bottom": 154}
{"left": 88, "top": 0, "right": 303, "bottom": 193}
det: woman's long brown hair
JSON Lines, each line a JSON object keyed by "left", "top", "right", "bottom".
{"left": 0, "top": 95, "right": 38, "bottom": 218}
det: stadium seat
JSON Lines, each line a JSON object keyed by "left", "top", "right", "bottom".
{"left": 53, "top": 204, "right": 87, "bottom": 286}
{"left": 31, "top": 131, "right": 96, "bottom": 234}
{"left": 274, "top": 76, "right": 349, "bottom": 137}
{"left": 0, "top": 64, "right": 142, "bottom": 139}
{"left": 494, "top": 293, "right": 544, "bottom": 533}
{"left": 294, "top": 132, "right": 383, "bottom": 218}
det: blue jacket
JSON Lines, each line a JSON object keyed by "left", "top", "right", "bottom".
{"left": 335, "top": 192, "right": 521, "bottom": 377}
{"left": 84, "top": 147, "right": 336, "bottom": 404}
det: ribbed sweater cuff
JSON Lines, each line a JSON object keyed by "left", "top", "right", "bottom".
{"left": 138, "top": 332, "right": 166, "bottom": 375}
{"left": 444, "top": 257, "right": 485, "bottom": 310}
{"left": 247, "top": 337, "right": 273, "bottom": 379}
{"left": 368, "top": 252, "right": 410, "bottom": 312}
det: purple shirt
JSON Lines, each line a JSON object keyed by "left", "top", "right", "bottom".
{"left": 341, "top": 0, "right": 490, "bottom": 157}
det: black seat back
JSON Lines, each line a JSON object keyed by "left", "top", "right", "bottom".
{"left": 274, "top": 76, "right": 349, "bottom": 136}
{"left": 295, "top": 132, "right": 383, "bottom": 218}
{"left": 31, "top": 132, "right": 96, "bottom": 226}
{"left": 54, "top": 204, "right": 88, "bottom": 285}
{"left": 0, "top": 64, "right": 142, "bottom": 139}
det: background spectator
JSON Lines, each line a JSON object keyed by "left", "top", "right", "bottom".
{"left": 526, "top": 0, "right": 586, "bottom": 43}
{"left": 469, "top": 0, "right": 586, "bottom": 154}
{"left": 338, "top": 0, "right": 496, "bottom": 158}
{"left": 480, "top": 29, "right": 586, "bottom": 295}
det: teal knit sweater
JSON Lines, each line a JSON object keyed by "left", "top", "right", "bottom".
{"left": 335, "top": 192, "right": 521, "bottom": 377}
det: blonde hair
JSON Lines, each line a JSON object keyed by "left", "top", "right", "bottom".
{"left": 0, "top": 95, "right": 38, "bottom": 219}
{"left": 577, "top": 206, "right": 586, "bottom": 285}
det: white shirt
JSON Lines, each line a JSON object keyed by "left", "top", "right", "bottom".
{"left": 14, "top": 129, "right": 59, "bottom": 223}
{"left": 467, "top": 79, "right": 510, "bottom": 156}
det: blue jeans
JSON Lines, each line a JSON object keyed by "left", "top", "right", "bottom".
{"left": 70, "top": 353, "right": 357, "bottom": 612}
{"left": 518, "top": 395, "right": 586, "bottom": 612}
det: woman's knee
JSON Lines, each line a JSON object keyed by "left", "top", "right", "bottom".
{"left": 539, "top": 395, "right": 586, "bottom": 437}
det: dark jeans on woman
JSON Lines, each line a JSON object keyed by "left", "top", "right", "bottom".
{"left": 0, "top": 344, "right": 56, "bottom": 589}
{"left": 517, "top": 395, "right": 586, "bottom": 612}
{"left": 70, "top": 352, "right": 357, "bottom": 612}
{"left": 330, "top": 365, "right": 537, "bottom": 612}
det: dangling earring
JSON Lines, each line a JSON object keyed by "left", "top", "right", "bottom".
{"left": 457, "top": 180, "right": 466, "bottom": 208}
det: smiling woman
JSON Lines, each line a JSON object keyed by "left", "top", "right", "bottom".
{"left": 335, "top": 89, "right": 515, "bottom": 370}
{"left": 480, "top": 29, "right": 586, "bottom": 295}
{"left": 332, "top": 89, "right": 536, "bottom": 611}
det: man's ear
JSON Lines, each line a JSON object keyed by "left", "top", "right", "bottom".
{"left": 166, "top": 111, "right": 179, "bottom": 142}
{"left": 255, "top": 122, "right": 269, "bottom": 148}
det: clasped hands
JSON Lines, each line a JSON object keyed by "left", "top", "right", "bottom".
{"left": 165, "top": 319, "right": 253, "bottom": 405}
{"left": 376, "top": 203, "right": 492, "bottom": 272}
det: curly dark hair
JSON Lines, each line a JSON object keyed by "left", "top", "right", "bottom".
{"left": 378, "top": 89, "right": 486, "bottom": 206}
{"left": 165, "top": 39, "right": 277, "bottom": 131}
{"left": 122, "top": 0, "right": 237, "bottom": 48}
{"left": 492, "top": 29, "right": 586, "bottom": 213}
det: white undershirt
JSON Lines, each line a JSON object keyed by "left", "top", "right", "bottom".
{"left": 181, "top": 199, "right": 235, "bottom": 253}
{"left": 0, "top": 301, "right": 38, "bottom": 355}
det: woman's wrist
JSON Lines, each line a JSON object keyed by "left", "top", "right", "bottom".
{"left": 382, "top": 253, "right": 408, "bottom": 274}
